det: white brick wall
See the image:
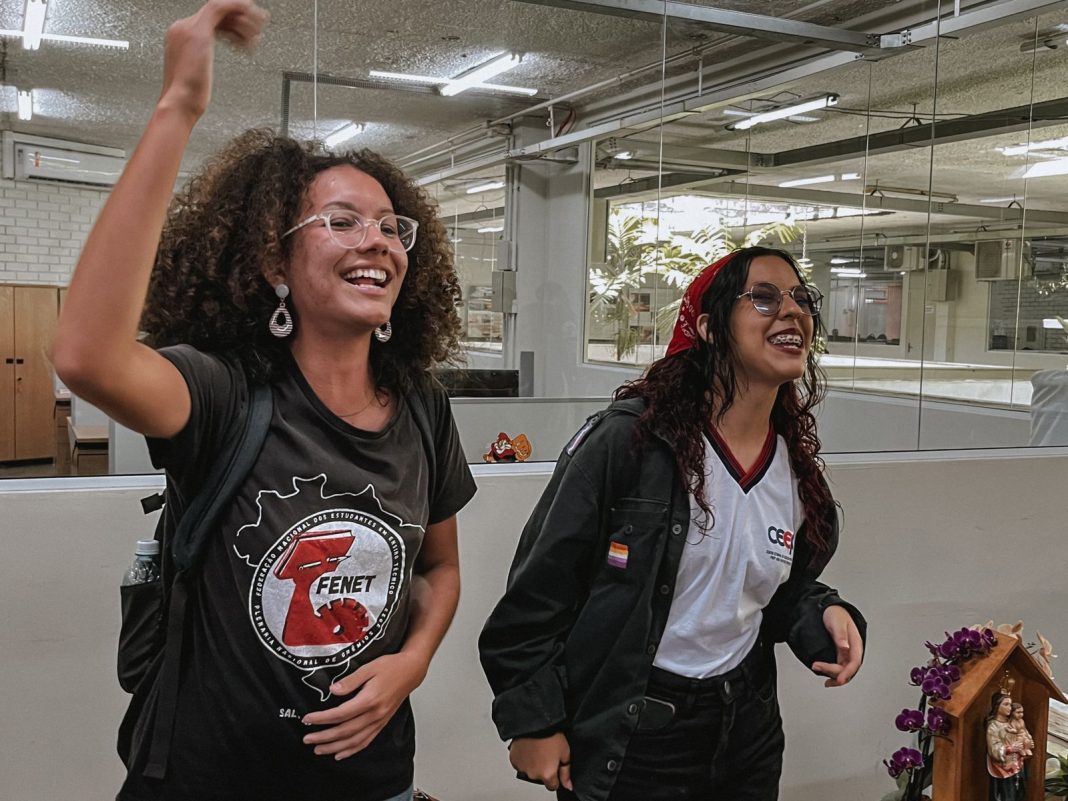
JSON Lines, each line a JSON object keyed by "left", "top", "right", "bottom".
{"left": 0, "top": 177, "right": 108, "bottom": 286}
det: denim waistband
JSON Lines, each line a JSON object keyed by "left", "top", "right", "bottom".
{"left": 647, "top": 639, "right": 768, "bottom": 700}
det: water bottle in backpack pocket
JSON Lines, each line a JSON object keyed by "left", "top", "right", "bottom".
{"left": 118, "top": 539, "right": 164, "bottom": 694}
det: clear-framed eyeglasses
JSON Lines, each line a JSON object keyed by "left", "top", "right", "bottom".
{"left": 736, "top": 281, "right": 823, "bottom": 316}
{"left": 282, "top": 210, "right": 419, "bottom": 252}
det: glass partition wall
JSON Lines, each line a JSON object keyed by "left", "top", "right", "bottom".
{"left": 3, "top": 0, "right": 1068, "bottom": 478}
{"left": 584, "top": 1, "right": 1068, "bottom": 453}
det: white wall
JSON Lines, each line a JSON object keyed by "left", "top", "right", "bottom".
{"left": 817, "top": 389, "right": 1032, "bottom": 451}
{"left": 0, "top": 176, "right": 105, "bottom": 286}
{"left": 2, "top": 450, "right": 1067, "bottom": 801}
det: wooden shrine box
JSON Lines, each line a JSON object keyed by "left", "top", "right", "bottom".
{"left": 933, "top": 636, "right": 1066, "bottom": 801}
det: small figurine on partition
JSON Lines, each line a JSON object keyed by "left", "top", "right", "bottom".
{"left": 985, "top": 673, "right": 1028, "bottom": 801}
{"left": 484, "top": 432, "right": 531, "bottom": 463}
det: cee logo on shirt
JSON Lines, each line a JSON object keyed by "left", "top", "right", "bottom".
{"left": 767, "top": 525, "right": 794, "bottom": 552}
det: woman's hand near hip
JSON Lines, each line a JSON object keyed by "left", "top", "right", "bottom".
{"left": 811, "top": 604, "right": 864, "bottom": 687}
{"left": 511, "top": 733, "right": 573, "bottom": 792}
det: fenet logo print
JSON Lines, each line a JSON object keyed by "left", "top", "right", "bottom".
{"left": 254, "top": 510, "right": 402, "bottom": 660}
{"left": 233, "top": 475, "right": 415, "bottom": 698}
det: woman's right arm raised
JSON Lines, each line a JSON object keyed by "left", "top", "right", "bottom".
{"left": 52, "top": 0, "right": 266, "bottom": 439}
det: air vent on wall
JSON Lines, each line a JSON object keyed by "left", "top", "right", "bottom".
{"left": 1032, "top": 256, "right": 1066, "bottom": 276}
{"left": 975, "top": 239, "right": 1030, "bottom": 280}
{"left": 2, "top": 132, "right": 126, "bottom": 188}
{"left": 885, "top": 245, "right": 924, "bottom": 271}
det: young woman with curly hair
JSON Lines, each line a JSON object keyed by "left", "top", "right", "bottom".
{"left": 480, "top": 246, "right": 866, "bottom": 801}
{"left": 53, "top": 3, "right": 474, "bottom": 800}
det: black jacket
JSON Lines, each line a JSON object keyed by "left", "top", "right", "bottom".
{"left": 479, "top": 398, "right": 866, "bottom": 801}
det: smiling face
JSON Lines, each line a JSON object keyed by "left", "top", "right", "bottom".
{"left": 279, "top": 165, "right": 408, "bottom": 341}
{"left": 725, "top": 255, "right": 815, "bottom": 393}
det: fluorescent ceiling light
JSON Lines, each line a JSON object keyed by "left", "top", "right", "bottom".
{"left": 1020, "top": 38, "right": 1065, "bottom": 52}
{"left": 830, "top": 257, "right": 858, "bottom": 264}
{"left": 998, "top": 135, "right": 1068, "bottom": 156}
{"left": 1023, "top": 158, "right": 1068, "bottom": 179}
{"left": 779, "top": 171, "right": 860, "bottom": 188}
{"left": 866, "top": 183, "right": 958, "bottom": 203}
{"left": 466, "top": 180, "right": 505, "bottom": 194}
{"left": 779, "top": 174, "right": 835, "bottom": 188}
{"left": 370, "top": 65, "right": 536, "bottom": 97}
{"left": 0, "top": 27, "right": 129, "bottom": 49}
{"left": 980, "top": 196, "right": 1019, "bottom": 203}
{"left": 17, "top": 90, "right": 32, "bottom": 121}
{"left": 831, "top": 269, "right": 866, "bottom": 277}
{"left": 323, "top": 122, "right": 365, "bottom": 149}
{"left": 475, "top": 82, "right": 538, "bottom": 97}
{"left": 22, "top": 0, "right": 46, "bottom": 50}
{"left": 724, "top": 108, "right": 818, "bottom": 123}
{"left": 478, "top": 226, "right": 504, "bottom": 233}
{"left": 727, "top": 94, "right": 838, "bottom": 131}
{"left": 370, "top": 70, "right": 448, "bottom": 85}
{"left": 441, "top": 53, "right": 521, "bottom": 97}
{"left": 44, "top": 33, "right": 128, "bottom": 48}
{"left": 613, "top": 151, "right": 635, "bottom": 160}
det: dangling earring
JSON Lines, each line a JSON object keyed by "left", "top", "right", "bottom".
{"left": 374, "top": 321, "right": 392, "bottom": 343}
{"left": 269, "top": 284, "right": 293, "bottom": 338}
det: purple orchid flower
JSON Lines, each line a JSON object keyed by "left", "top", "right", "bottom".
{"left": 895, "top": 708, "right": 925, "bottom": 732}
{"left": 921, "top": 675, "right": 952, "bottom": 700}
{"left": 884, "top": 747, "right": 924, "bottom": 778}
{"left": 939, "top": 664, "right": 961, "bottom": 683}
{"left": 926, "top": 707, "right": 950, "bottom": 735}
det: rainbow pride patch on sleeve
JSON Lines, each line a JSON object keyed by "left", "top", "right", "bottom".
{"left": 607, "top": 541, "right": 629, "bottom": 569}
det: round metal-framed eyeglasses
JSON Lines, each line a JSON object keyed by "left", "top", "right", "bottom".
{"left": 282, "top": 210, "right": 419, "bottom": 252}
{"left": 736, "top": 281, "right": 823, "bottom": 316}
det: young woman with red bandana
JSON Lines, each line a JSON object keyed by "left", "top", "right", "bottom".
{"left": 480, "top": 246, "right": 866, "bottom": 801}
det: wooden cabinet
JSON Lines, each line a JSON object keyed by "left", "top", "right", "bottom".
{"left": 0, "top": 285, "right": 59, "bottom": 461}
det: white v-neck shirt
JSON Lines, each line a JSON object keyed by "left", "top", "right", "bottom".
{"left": 652, "top": 428, "right": 803, "bottom": 678}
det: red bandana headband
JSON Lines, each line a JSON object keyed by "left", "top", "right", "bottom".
{"left": 665, "top": 252, "right": 736, "bottom": 357}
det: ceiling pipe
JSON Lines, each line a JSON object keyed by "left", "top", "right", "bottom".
{"left": 396, "top": 0, "right": 879, "bottom": 168}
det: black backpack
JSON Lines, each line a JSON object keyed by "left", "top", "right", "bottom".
{"left": 118, "top": 377, "right": 440, "bottom": 780}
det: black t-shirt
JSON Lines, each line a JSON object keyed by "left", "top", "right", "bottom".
{"left": 119, "top": 346, "right": 476, "bottom": 801}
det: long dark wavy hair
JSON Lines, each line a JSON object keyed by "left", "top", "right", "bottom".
{"left": 141, "top": 129, "right": 463, "bottom": 391}
{"left": 616, "top": 246, "right": 834, "bottom": 549}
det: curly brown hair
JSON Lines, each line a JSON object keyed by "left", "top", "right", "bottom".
{"left": 141, "top": 128, "right": 463, "bottom": 391}
{"left": 615, "top": 246, "right": 834, "bottom": 550}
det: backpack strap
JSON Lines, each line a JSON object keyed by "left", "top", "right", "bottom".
{"left": 171, "top": 382, "right": 274, "bottom": 572}
{"left": 143, "top": 381, "right": 273, "bottom": 780}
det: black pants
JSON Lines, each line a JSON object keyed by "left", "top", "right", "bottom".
{"left": 561, "top": 642, "right": 784, "bottom": 801}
